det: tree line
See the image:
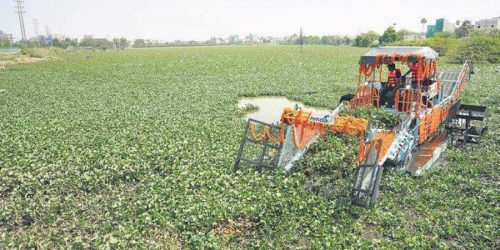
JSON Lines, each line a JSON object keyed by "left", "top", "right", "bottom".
{"left": 351, "top": 21, "right": 499, "bottom": 63}
{"left": 1, "top": 35, "right": 130, "bottom": 50}
{"left": 290, "top": 35, "right": 353, "bottom": 46}
{"left": 4, "top": 20, "right": 498, "bottom": 63}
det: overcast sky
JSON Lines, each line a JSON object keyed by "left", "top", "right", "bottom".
{"left": 0, "top": 0, "right": 498, "bottom": 41}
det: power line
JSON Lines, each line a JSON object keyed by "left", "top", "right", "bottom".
{"left": 14, "top": 0, "right": 27, "bottom": 42}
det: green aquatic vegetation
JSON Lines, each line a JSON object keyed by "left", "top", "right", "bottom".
{"left": 240, "top": 103, "right": 259, "bottom": 113}
{"left": 0, "top": 46, "right": 497, "bottom": 248}
{"left": 339, "top": 106, "right": 402, "bottom": 129}
{"left": 293, "top": 133, "right": 358, "bottom": 201}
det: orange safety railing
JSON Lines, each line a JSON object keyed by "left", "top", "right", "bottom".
{"left": 349, "top": 86, "right": 379, "bottom": 108}
{"left": 416, "top": 62, "right": 470, "bottom": 145}
{"left": 280, "top": 108, "right": 369, "bottom": 148}
{"left": 363, "top": 54, "right": 437, "bottom": 93}
{"left": 248, "top": 122, "right": 285, "bottom": 144}
{"left": 451, "top": 63, "right": 469, "bottom": 103}
{"left": 394, "top": 89, "right": 414, "bottom": 113}
{"left": 356, "top": 55, "right": 438, "bottom": 115}
{"left": 417, "top": 105, "right": 446, "bottom": 144}
{"left": 281, "top": 108, "right": 312, "bottom": 126}
{"left": 418, "top": 111, "right": 432, "bottom": 144}
{"left": 436, "top": 79, "right": 442, "bottom": 97}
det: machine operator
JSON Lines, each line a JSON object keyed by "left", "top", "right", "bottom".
{"left": 380, "top": 63, "right": 401, "bottom": 107}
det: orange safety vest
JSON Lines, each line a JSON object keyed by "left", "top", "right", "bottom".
{"left": 387, "top": 70, "right": 398, "bottom": 87}
{"left": 411, "top": 63, "right": 420, "bottom": 81}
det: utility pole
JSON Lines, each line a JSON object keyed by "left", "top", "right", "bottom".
{"left": 14, "top": 0, "right": 27, "bottom": 44}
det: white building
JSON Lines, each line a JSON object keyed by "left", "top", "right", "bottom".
{"left": 475, "top": 17, "right": 500, "bottom": 31}
{"left": 442, "top": 19, "right": 456, "bottom": 33}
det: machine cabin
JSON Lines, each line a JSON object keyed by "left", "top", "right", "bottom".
{"left": 351, "top": 46, "right": 441, "bottom": 116}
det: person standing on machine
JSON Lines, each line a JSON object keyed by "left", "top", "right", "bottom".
{"left": 380, "top": 63, "right": 401, "bottom": 107}
{"left": 402, "top": 61, "right": 420, "bottom": 89}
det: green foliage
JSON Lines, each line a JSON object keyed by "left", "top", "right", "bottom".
{"left": 454, "top": 31, "right": 500, "bottom": 63}
{"left": 133, "top": 39, "right": 146, "bottom": 48}
{"left": 390, "top": 32, "right": 458, "bottom": 56}
{"left": 79, "top": 35, "right": 115, "bottom": 50}
{"left": 320, "top": 35, "right": 352, "bottom": 46}
{"left": 113, "top": 37, "right": 130, "bottom": 49}
{"left": 52, "top": 38, "right": 78, "bottom": 49}
{"left": 430, "top": 32, "right": 459, "bottom": 56}
{"left": 379, "top": 27, "right": 397, "bottom": 45}
{"left": 391, "top": 30, "right": 500, "bottom": 63}
{"left": 0, "top": 38, "right": 13, "bottom": 48}
{"left": 271, "top": 35, "right": 354, "bottom": 46}
{"left": 303, "top": 36, "right": 321, "bottom": 45}
{"left": 20, "top": 47, "right": 56, "bottom": 58}
{"left": 294, "top": 134, "right": 358, "bottom": 201}
{"left": 339, "top": 107, "right": 402, "bottom": 129}
{"left": 396, "top": 29, "right": 412, "bottom": 41}
{"left": 355, "top": 31, "right": 380, "bottom": 47}
{"left": 0, "top": 46, "right": 497, "bottom": 248}
{"left": 240, "top": 103, "right": 259, "bottom": 113}
{"left": 455, "top": 20, "right": 474, "bottom": 38}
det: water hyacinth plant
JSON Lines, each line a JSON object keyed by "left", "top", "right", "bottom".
{"left": 0, "top": 46, "right": 498, "bottom": 248}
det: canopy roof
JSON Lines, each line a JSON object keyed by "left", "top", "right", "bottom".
{"left": 359, "top": 46, "right": 439, "bottom": 64}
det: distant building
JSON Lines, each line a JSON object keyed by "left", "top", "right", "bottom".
{"left": 426, "top": 18, "right": 455, "bottom": 38}
{"left": 474, "top": 17, "right": 500, "bottom": 31}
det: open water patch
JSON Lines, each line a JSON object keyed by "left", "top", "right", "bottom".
{"left": 237, "top": 96, "right": 331, "bottom": 124}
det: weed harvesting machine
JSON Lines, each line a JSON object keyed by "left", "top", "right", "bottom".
{"left": 234, "top": 47, "right": 487, "bottom": 208}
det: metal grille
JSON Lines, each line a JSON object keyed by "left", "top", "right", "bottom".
{"left": 437, "top": 70, "right": 461, "bottom": 97}
{"left": 352, "top": 140, "right": 383, "bottom": 208}
{"left": 234, "top": 119, "right": 283, "bottom": 172}
{"left": 446, "top": 103, "right": 487, "bottom": 145}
